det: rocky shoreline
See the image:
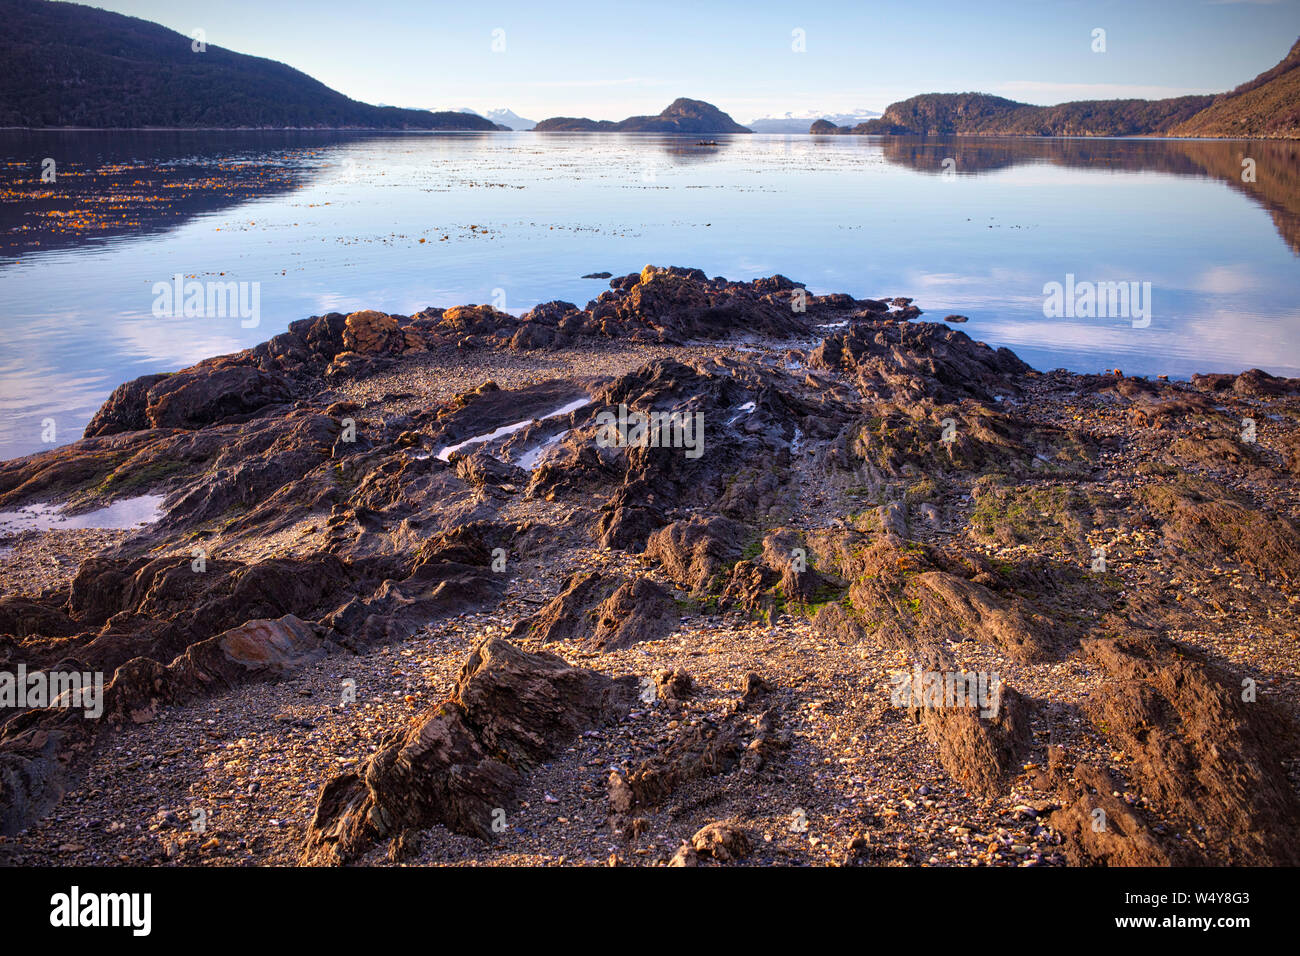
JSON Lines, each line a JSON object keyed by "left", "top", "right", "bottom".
{"left": 2, "top": 264, "right": 1299, "bottom": 867}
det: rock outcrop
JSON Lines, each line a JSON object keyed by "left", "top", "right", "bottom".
{"left": 2, "top": 265, "right": 1298, "bottom": 871}
{"left": 301, "top": 638, "right": 635, "bottom": 864}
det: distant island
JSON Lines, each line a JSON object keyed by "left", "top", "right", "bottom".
{"left": 0, "top": 0, "right": 499, "bottom": 130}
{"left": 811, "top": 37, "right": 1299, "bottom": 139}
{"left": 534, "top": 98, "right": 751, "bottom": 133}
{"left": 748, "top": 109, "right": 881, "bottom": 133}
{"left": 5, "top": 0, "right": 1292, "bottom": 139}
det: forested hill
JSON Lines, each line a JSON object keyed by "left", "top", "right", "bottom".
{"left": 0, "top": 0, "right": 499, "bottom": 129}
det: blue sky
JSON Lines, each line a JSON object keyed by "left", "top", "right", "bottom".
{"left": 79, "top": 0, "right": 1300, "bottom": 121}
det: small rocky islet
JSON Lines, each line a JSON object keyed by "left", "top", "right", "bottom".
{"left": 1, "top": 264, "right": 1298, "bottom": 867}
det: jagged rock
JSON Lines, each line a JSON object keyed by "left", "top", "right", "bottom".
{"left": 645, "top": 515, "right": 753, "bottom": 593}
{"left": 324, "top": 527, "right": 505, "bottom": 645}
{"left": 609, "top": 678, "right": 784, "bottom": 813}
{"left": 0, "top": 599, "right": 81, "bottom": 639}
{"left": 1191, "top": 368, "right": 1300, "bottom": 398}
{"left": 455, "top": 451, "right": 527, "bottom": 492}
{"left": 612, "top": 720, "right": 745, "bottom": 810}
{"left": 761, "top": 528, "right": 836, "bottom": 605}
{"left": 57, "top": 552, "right": 353, "bottom": 674}
{"left": 809, "top": 322, "right": 1029, "bottom": 403}
{"left": 590, "top": 578, "right": 679, "bottom": 651}
{"left": 913, "top": 571, "right": 1055, "bottom": 663}
{"left": 1141, "top": 482, "right": 1300, "bottom": 583}
{"left": 904, "top": 665, "right": 1033, "bottom": 798}
{"left": 1081, "top": 632, "right": 1300, "bottom": 865}
{"left": 1045, "top": 750, "right": 1174, "bottom": 866}
{"left": 739, "top": 672, "right": 771, "bottom": 708}
{"left": 171, "top": 615, "right": 333, "bottom": 688}
{"left": 593, "top": 483, "right": 667, "bottom": 551}
{"left": 508, "top": 572, "right": 677, "bottom": 652}
{"left": 341, "top": 310, "right": 424, "bottom": 355}
{"left": 80, "top": 359, "right": 297, "bottom": 436}
{"left": 301, "top": 638, "right": 635, "bottom": 864}
{"left": 145, "top": 364, "right": 294, "bottom": 430}
{"left": 690, "top": 819, "right": 752, "bottom": 861}
{"left": 82, "top": 374, "right": 171, "bottom": 437}
{"left": 0, "top": 614, "right": 331, "bottom": 837}
{"left": 720, "top": 560, "right": 771, "bottom": 615}
{"left": 668, "top": 843, "right": 700, "bottom": 866}
{"left": 4, "top": 264, "right": 1299, "bottom": 867}
{"left": 607, "top": 770, "right": 635, "bottom": 814}
{"left": 653, "top": 668, "right": 694, "bottom": 703}
{"left": 0, "top": 727, "right": 68, "bottom": 837}
{"left": 509, "top": 571, "right": 612, "bottom": 644}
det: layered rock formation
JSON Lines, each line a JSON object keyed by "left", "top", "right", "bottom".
{"left": 2, "top": 266, "right": 1298, "bottom": 867}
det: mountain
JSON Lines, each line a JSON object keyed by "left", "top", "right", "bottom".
{"left": 825, "top": 38, "right": 1298, "bottom": 139}
{"left": 748, "top": 109, "right": 880, "bottom": 133}
{"left": 477, "top": 108, "right": 537, "bottom": 131}
{"left": 0, "top": 0, "right": 498, "bottom": 130}
{"left": 1170, "top": 38, "right": 1300, "bottom": 139}
{"left": 454, "top": 110, "right": 513, "bottom": 131}
{"left": 439, "top": 108, "right": 535, "bottom": 130}
{"left": 534, "top": 98, "right": 751, "bottom": 133}
{"left": 847, "top": 91, "right": 1214, "bottom": 136}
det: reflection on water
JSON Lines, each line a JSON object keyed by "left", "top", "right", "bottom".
{"left": 0, "top": 130, "right": 358, "bottom": 256}
{"left": 0, "top": 130, "right": 1297, "bottom": 460}
{"left": 875, "top": 136, "right": 1300, "bottom": 254}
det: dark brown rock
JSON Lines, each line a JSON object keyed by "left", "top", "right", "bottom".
{"left": 301, "top": 638, "right": 635, "bottom": 864}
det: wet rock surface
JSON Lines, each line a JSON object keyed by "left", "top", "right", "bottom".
{"left": 1, "top": 266, "right": 1299, "bottom": 866}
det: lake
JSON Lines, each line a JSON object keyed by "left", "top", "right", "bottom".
{"left": 1, "top": 130, "right": 1297, "bottom": 461}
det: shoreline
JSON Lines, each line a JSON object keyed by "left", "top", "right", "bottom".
{"left": 4, "top": 127, "right": 1296, "bottom": 141}
{"left": 2, "top": 266, "right": 1298, "bottom": 867}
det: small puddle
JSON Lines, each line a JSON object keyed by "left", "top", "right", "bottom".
{"left": 515, "top": 429, "right": 571, "bottom": 471}
{"left": 435, "top": 398, "right": 590, "bottom": 462}
{"left": 0, "top": 494, "right": 166, "bottom": 534}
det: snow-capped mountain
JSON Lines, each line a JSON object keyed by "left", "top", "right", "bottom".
{"left": 747, "top": 109, "right": 882, "bottom": 133}
{"left": 458, "top": 108, "right": 537, "bottom": 130}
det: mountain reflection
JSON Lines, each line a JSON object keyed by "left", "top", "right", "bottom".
{"left": 877, "top": 136, "right": 1300, "bottom": 255}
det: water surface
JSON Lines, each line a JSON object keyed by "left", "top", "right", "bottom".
{"left": 1, "top": 130, "right": 1297, "bottom": 460}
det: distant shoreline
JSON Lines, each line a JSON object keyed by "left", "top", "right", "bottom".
{"left": 0, "top": 127, "right": 1290, "bottom": 142}
{"left": 0, "top": 126, "right": 505, "bottom": 133}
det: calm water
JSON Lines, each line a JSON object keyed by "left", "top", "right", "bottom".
{"left": 1, "top": 130, "right": 1297, "bottom": 460}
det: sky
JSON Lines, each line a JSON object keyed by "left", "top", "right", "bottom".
{"left": 75, "top": 0, "right": 1300, "bottom": 121}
